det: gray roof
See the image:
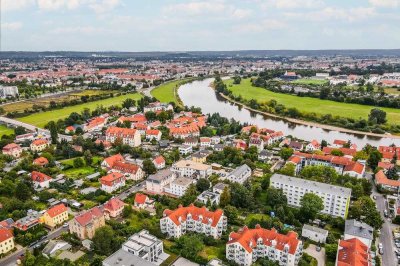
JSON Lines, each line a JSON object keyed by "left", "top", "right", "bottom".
{"left": 171, "top": 177, "right": 193, "bottom": 187}
{"left": 259, "top": 150, "right": 273, "bottom": 156}
{"left": 302, "top": 224, "right": 328, "bottom": 235}
{"left": 344, "top": 219, "right": 374, "bottom": 240}
{"left": 270, "top": 174, "right": 352, "bottom": 197}
{"left": 147, "top": 169, "right": 174, "bottom": 184}
{"left": 213, "top": 182, "right": 228, "bottom": 191}
{"left": 102, "top": 249, "right": 155, "bottom": 266}
{"left": 229, "top": 164, "right": 251, "bottom": 177}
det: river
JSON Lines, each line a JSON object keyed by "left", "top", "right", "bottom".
{"left": 178, "top": 78, "right": 400, "bottom": 147}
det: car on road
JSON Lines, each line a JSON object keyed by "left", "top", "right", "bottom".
{"left": 379, "top": 243, "right": 384, "bottom": 255}
{"left": 373, "top": 195, "right": 377, "bottom": 200}
{"left": 384, "top": 210, "right": 389, "bottom": 217}
{"left": 62, "top": 223, "right": 69, "bottom": 228}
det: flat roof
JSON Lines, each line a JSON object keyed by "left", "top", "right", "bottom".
{"left": 102, "top": 249, "right": 154, "bottom": 266}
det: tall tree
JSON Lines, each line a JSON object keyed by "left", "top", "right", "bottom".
{"left": 300, "top": 193, "right": 324, "bottom": 222}
{"left": 48, "top": 121, "right": 58, "bottom": 144}
{"left": 219, "top": 187, "right": 231, "bottom": 207}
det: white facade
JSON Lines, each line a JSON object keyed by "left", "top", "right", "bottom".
{"left": 226, "top": 164, "right": 252, "bottom": 184}
{"left": 164, "top": 177, "right": 194, "bottom": 197}
{"left": 172, "top": 160, "right": 212, "bottom": 179}
{"left": 270, "top": 174, "right": 351, "bottom": 219}
{"left": 301, "top": 224, "right": 328, "bottom": 244}
{"left": 122, "top": 230, "right": 164, "bottom": 264}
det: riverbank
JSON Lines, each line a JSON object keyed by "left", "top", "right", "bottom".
{"left": 214, "top": 84, "right": 400, "bottom": 139}
{"left": 151, "top": 78, "right": 198, "bottom": 106}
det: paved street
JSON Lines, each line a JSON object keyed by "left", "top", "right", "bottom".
{"left": 369, "top": 172, "right": 397, "bottom": 266}
{"left": 0, "top": 227, "right": 69, "bottom": 266}
{"left": 304, "top": 244, "right": 325, "bottom": 266}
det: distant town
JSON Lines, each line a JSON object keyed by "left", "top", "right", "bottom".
{"left": 0, "top": 51, "right": 399, "bottom": 266}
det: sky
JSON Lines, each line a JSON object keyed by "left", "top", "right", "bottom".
{"left": 1, "top": 0, "right": 400, "bottom": 51}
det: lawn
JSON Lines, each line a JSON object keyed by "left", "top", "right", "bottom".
{"left": 16, "top": 93, "right": 142, "bottom": 128}
{"left": 151, "top": 78, "right": 193, "bottom": 105}
{"left": 225, "top": 79, "right": 400, "bottom": 124}
{"left": 291, "top": 78, "right": 328, "bottom": 85}
{"left": 60, "top": 156, "right": 103, "bottom": 179}
{"left": 0, "top": 125, "right": 14, "bottom": 137}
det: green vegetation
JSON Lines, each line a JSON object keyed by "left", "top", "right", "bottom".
{"left": 151, "top": 78, "right": 194, "bottom": 105}
{"left": 0, "top": 125, "right": 14, "bottom": 137}
{"left": 225, "top": 78, "right": 400, "bottom": 124}
{"left": 291, "top": 78, "right": 328, "bottom": 85}
{"left": 16, "top": 93, "right": 142, "bottom": 127}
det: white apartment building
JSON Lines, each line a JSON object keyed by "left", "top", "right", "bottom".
{"left": 160, "top": 204, "right": 227, "bottom": 239}
{"left": 172, "top": 160, "right": 212, "bottom": 179}
{"left": 226, "top": 164, "right": 252, "bottom": 184}
{"left": 105, "top": 127, "right": 141, "bottom": 147}
{"left": 226, "top": 225, "right": 303, "bottom": 266}
{"left": 164, "top": 177, "right": 194, "bottom": 197}
{"left": 270, "top": 174, "right": 351, "bottom": 219}
{"left": 146, "top": 169, "right": 176, "bottom": 194}
{"left": 0, "top": 85, "right": 18, "bottom": 98}
{"left": 122, "top": 230, "right": 164, "bottom": 264}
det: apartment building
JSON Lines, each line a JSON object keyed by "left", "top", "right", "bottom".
{"left": 226, "top": 225, "right": 303, "bottom": 266}
{"left": 31, "top": 171, "right": 52, "bottom": 189}
{"left": 69, "top": 207, "right": 105, "bottom": 240}
{"left": 2, "top": 143, "right": 22, "bottom": 158}
{"left": 0, "top": 228, "right": 14, "bottom": 254}
{"left": 226, "top": 164, "right": 252, "bottom": 184}
{"left": 0, "top": 85, "right": 18, "bottom": 98}
{"left": 100, "top": 172, "right": 126, "bottom": 193}
{"left": 160, "top": 204, "right": 227, "bottom": 239}
{"left": 270, "top": 174, "right": 351, "bottom": 218}
{"left": 164, "top": 177, "right": 194, "bottom": 197}
{"left": 105, "top": 126, "right": 141, "bottom": 147}
{"left": 172, "top": 160, "right": 212, "bottom": 179}
{"left": 336, "top": 238, "right": 371, "bottom": 266}
{"left": 42, "top": 204, "right": 68, "bottom": 228}
{"left": 30, "top": 139, "right": 49, "bottom": 152}
{"left": 146, "top": 169, "right": 176, "bottom": 194}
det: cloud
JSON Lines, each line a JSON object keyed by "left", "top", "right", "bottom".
{"left": 1, "top": 22, "right": 23, "bottom": 30}
{"left": 285, "top": 7, "right": 376, "bottom": 22}
{"left": 50, "top": 26, "right": 106, "bottom": 35}
{"left": 89, "top": 0, "right": 120, "bottom": 14}
{"left": 1, "top": 0, "right": 35, "bottom": 11}
{"left": 263, "top": 0, "right": 324, "bottom": 9}
{"left": 369, "top": 0, "right": 400, "bottom": 8}
{"left": 236, "top": 19, "right": 287, "bottom": 33}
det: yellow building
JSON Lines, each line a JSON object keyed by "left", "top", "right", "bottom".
{"left": 0, "top": 228, "right": 15, "bottom": 254}
{"left": 42, "top": 204, "right": 68, "bottom": 228}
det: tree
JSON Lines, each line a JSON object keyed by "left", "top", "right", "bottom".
{"left": 174, "top": 234, "right": 204, "bottom": 261}
{"left": 230, "top": 183, "right": 254, "bottom": 209}
{"left": 143, "top": 159, "right": 156, "bottom": 174}
{"left": 266, "top": 187, "right": 287, "bottom": 209}
{"left": 122, "top": 98, "right": 136, "bottom": 109}
{"left": 219, "top": 187, "right": 231, "bottom": 207}
{"left": 300, "top": 193, "right": 323, "bottom": 222}
{"left": 349, "top": 196, "right": 383, "bottom": 229}
{"left": 15, "top": 182, "right": 31, "bottom": 201}
{"left": 233, "top": 76, "right": 242, "bottom": 84}
{"left": 122, "top": 205, "right": 133, "bottom": 218}
{"left": 367, "top": 149, "right": 382, "bottom": 170}
{"left": 224, "top": 205, "right": 239, "bottom": 224}
{"left": 196, "top": 178, "right": 210, "bottom": 192}
{"left": 48, "top": 121, "right": 58, "bottom": 144}
{"left": 279, "top": 164, "right": 295, "bottom": 176}
{"left": 368, "top": 108, "right": 387, "bottom": 124}
{"left": 279, "top": 147, "right": 293, "bottom": 160}
{"left": 181, "top": 184, "right": 198, "bottom": 206}
{"left": 73, "top": 157, "right": 84, "bottom": 168}
{"left": 92, "top": 226, "right": 120, "bottom": 256}
{"left": 83, "top": 150, "right": 93, "bottom": 165}
{"left": 14, "top": 126, "right": 27, "bottom": 135}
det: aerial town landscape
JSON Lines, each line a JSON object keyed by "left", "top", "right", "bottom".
{"left": 1, "top": 1, "right": 400, "bottom": 266}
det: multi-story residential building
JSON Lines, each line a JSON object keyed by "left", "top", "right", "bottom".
{"left": 344, "top": 220, "right": 373, "bottom": 248}
{"left": 160, "top": 204, "right": 227, "bottom": 239}
{"left": 270, "top": 174, "right": 351, "bottom": 218}
{"left": 84, "top": 116, "right": 107, "bottom": 132}
{"left": 69, "top": 207, "right": 105, "bottom": 240}
{"left": 179, "top": 145, "right": 192, "bottom": 155}
{"left": 110, "top": 161, "right": 144, "bottom": 181}
{"left": 146, "top": 169, "right": 176, "bottom": 194}
{"left": 145, "top": 129, "right": 162, "bottom": 141}
{"left": 30, "top": 139, "right": 49, "bottom": 152}
{"left": 121, "top": 229, "right": 164, "bottom": 263}
{"left": 103, "top": 198, "right": 125, "bottom": 218}
{"left": 152, "top": 155, "right": 165, "bottom": 170}
{"left": 100, "top": 172, "right": 126, "bottom": 193}
{"left": 226, "top": 164, "right": 252, "bottom": 184}
{"left": 197, "top": 190, "right": 220, "bottom": 205}
{"left": 336, "top": 238, "right": 371, "bottom": 266}
{"left": 200, "top": 137, "right": 211, "bottom": 148}
{"left": 42, "top": 204, "right": 68, "bottom": 228}
{"left": 0, "top": 85, "right": 18, "bottom": 98}
{"left": 287, "top": 151, "right": 365, "bottom": 178}
{"left": 143, "top": 102, "right": 173, "bottom": 113}
{"left": 105, "top": 126, "right": 141, "bottom": 147}
{"left": 0, "top": 228, "right": 14, "bottom": 254}
{"left": 164, "top": 177, "right": 194, "bottom": 197}
{"left": 172, "top": 160, "right": 212, "bottom": 179}
{"left": 301, "top": 224, "right": 328, "bottom": 244}
{"left": 226, "top": 225, "right": 303, "bottom": 266}
{"left": 2, "top": 143, "right": 22, "bottom": 158}
{"left": 375, "top": 170, "right": 400, "bottom": 191}
{"left": 31, "top": 171, "right": 52, "bottom": 189}
{"left": 134, "top": 193, "right": 152, "bottom": 209}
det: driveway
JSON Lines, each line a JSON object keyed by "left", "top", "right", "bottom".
{"left": 304, "top": 244, "right": 326, "bottom": 266}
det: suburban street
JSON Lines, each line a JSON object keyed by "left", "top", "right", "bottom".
{"left": 0, "top": 226, "right": 69, "bottom": 266}
{"left": 369, "top": 172, "right": 397, "bottom": 266}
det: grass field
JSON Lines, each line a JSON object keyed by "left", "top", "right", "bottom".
{"left": 1, "top": 90, "right": 118, "bottom": 113}
{"left": 384, "top": 87, "right": 400, "bottom": 95}
{"left": 0, "top": 125, "right": 14, "bottom": 137}
{"left": 226, "top": 79, "right": 400, "bottom": 124}
{"left": 151, "top": 78, "right": 193, "bottom": 104}
{"left": 16, "top": 93, "right": 142, "bottom": 128}
{"left": 291, "top": 78, "right": 328, "bottom": 85}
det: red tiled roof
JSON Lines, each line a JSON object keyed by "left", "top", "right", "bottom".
{"left": 0, "top": 228, "right": 13, "bottom": 242}
{"left": 86, "top": 117, "right": 106, "bottom": 129}
{"left": 344, "top": 162, "right": 365, "bottom": 174}
{"left": 103, "top": 154, "right": 125, "bottom": 168}
{"left": 288, "top": 155, "right": 302, "bottom": 164}
{"left": 118, "top": 114, "right": 147, "bottom": 123}
{"left": 100, "top": 172, "right": 125, "bottom": 186}
{"left": 32, "top": 139, "right": 48, "bottom": 146}
{"left": 75, "top": 207, "right": 103, "bottom": 227}
{"left": 134, "top": 193, "right": 148, "bottom": 204}
{"left": 333, "top": 139, "right": 347, "bottom": 146}
{"left": 337, "top": 238, "right": 370, "bottom": 266}
{"left": 2, "top": 143, "right": 21, "bottom": 151}
{"left": 112, "top": 161, "right": 140, "bottom": 174}
{"left": 323, "top": 147, "right": 357, "bottom": 156}
{"left": 106, "top": 126, "right": 137, "bottom": 138}
{"left": 46, "top": 204, "right": 67, "bottom": 218}
{"left": 33, "top": 157, "right": 49, "bottom": 166}
{"left": 163, "top": 204, "right": 224, "bottom": 228}
{"left": 153, "top": 155, "right": 165, "bottom": 165}
{"left": 31, "top": 171, "right": 52, "bottom": 183}
{"left": 228, "top": 225, "right": 300, "bottom": 255}
{"left": 146, "top": 129, "right": 160, "bottom": 135}
{"left": 375, "top": 170, "right": 400, "bottom": 188}
{"left": 104, "top": 198, "right": 124, "bottom": 212}
{"left": 378, "top": 162, "right": 394, "bottom": 170}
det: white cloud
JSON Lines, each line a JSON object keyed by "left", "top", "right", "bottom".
{"left": 1, "top": 22, "right": 23, "bottom": 30}
{"left": 236, "top": 19, "right": 286, "bottom": 33}
{"left": 89, "top": 0, "right": 120, "bottom": 14}
{"left": 285, "top": 7, "right": 376, "bottom": 22}
{"left": 1, "top": 0, "right": 35, "bottom": 11}
{"left": 50, "top": 26, "right": 106, "bottom": 34}
{"left": 369, "top": 0, "right": 400, "bottom": 8}
{"left": 263, "top": 0, "right": 324, "bottom": 9}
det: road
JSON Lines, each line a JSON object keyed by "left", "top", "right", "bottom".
{"left": 369, "top": 172, "right": 397, "bottom": 266}
{"left": 117, "top": 181, "right": 146, "bottom": 201}
{"left": 0, "top": 116, "right": 72, "bottom": 142}
{"left": 1, "top": 226, "right": 69, "bottom": 266}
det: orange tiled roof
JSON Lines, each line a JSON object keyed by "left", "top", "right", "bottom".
{"left": 103, "top": 154, "right": 125, "bottom": 168}
{"left": 100, "top": 172, "right": 125, "bottom": 186}
{"left": 134, "top": 193, "right": 148, "bottom": 204}
{"left": 104, "top": 198, "right": 124, "bottom": 212}
{"left": 153, "top": 155, "right": 165, "bottom": 165}
{"left": 75, "top": 207, "right": 103, "bottom": 227}
{"left": 228, "top": 225, "right": 300, "bottom": 255}
{"left": 337, "top": 238, "right": 370, "bottom": 266}
{"left": 33, "top": 157, "right": 49, "bottom": 166}
{"left": 31, "top": 171, "right": 52, "bottom": 183}
{"left": 46, "top": 204, "right": 67, "bottom": 218}
{"left": 2, "top": 143, "right": 21, "bottom": 151}
{"left": 0, "top": 228, "right": 13, "bottom": 242}
{"left": 106, "top": 126, "right": 137, "bottom": 138}
{"left": 163, "top": 204, "right": 224, "bottom": 228}
{"left": 375, "top": 170, "right": 400, "bottom": 188}
{"left": 31, "top": 139, "right": 48, "bottom": 146}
